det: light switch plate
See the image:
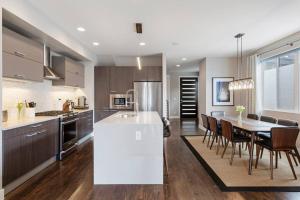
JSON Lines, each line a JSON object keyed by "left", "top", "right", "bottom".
{"left": 136, "top": 131, "right": 142, "bottom": 141}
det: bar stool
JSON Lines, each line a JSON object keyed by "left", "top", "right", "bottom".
{"left": 162, "top": 118, "right": 171, "bottom": 178}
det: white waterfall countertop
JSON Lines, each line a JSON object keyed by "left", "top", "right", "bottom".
{"left": 96, "top": 111, "right": 163, "bottom": 125}
{"left": 94, "top": 111, "right": 163, "bottom": 184}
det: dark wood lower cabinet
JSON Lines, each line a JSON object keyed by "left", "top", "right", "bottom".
{"left": 3, "top": 119, "right": 59, "bottom": 186}
{"left": 78, "top": 111, "right": 93, "bottom": 140}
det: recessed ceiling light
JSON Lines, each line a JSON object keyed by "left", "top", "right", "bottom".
{"left": 139, "top": 42, "right": 146, "bottom": 46}
{"left": 172, "top": 42, "right": 179, "bottom": 46}
{"left": 176, "top": 64, "right": 181, "bottom": 67}
{"left": 77, "top": 27, "right": 86, "bottom": 32}
{"left": 93, "top": 42, "right": 99, "bottom": 46}
{"left": 182, "top": 57, "right": 187, "bottom": 61}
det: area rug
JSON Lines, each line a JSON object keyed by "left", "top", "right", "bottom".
{"left": 182, "top": 135, "right": 300, "bottom": 192}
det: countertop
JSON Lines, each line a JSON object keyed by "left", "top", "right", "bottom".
{"left": 96, "top": 111, "right": 162, "bottom": 125}
{"left": 2, "top": 116, "right": 59, "bottom": 131}
{"left": 2, "top": 109, "right": 93, "bottom": 131}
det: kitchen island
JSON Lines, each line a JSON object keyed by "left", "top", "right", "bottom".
{"left": 94, "top": 111, "right": 163, "bottom": 184}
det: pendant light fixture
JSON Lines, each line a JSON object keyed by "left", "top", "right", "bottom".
{"left": 136, "top": 23, "right": 144, "bottom": 70}
{"left": 229, "top": 33, "right": 254, "bottom": 90}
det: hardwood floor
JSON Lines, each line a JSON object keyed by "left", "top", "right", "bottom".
{"left": 5, "top": 119, "right": 300, "bottom": 200}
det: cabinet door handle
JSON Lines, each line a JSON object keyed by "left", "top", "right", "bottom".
{"left": 14, "top": 74, "right": 25, "bottom": 79}
{"left": 26, "top": 132, "right": 38, "bottom": 137}
{"left": 31, "top": 124, "right": 42, "bottom": 128}
{"left": 14, "top": 51, "right": 25, "bottom": 57}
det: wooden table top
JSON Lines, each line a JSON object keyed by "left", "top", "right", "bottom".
{"left": 216, "top": 116, "right": 284, "bottom": 132}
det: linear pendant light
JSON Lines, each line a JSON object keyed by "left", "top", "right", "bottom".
{"left": 136, "top": 57, "right": 142, "bottom": 70}
{"left": 229, "top": 33, "right": 254, "bottom": 90}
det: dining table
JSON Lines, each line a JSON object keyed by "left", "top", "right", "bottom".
{"left": 215, "top": 115, "right": 284, "bottom": 175}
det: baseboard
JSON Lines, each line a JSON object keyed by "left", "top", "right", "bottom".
{"left": 169, "top": 116, "right": 180, "bottom": 119}
{"left": 0, "top": 189, "right": 4, "bottom": 200}
{"left": 78, "top": 132, "right": 93, "bottom": 145}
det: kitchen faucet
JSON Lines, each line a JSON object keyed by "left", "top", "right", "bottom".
{"left": 125, "top": 89, "right": 139, "bottom": 113}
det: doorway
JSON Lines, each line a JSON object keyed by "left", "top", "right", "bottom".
{"left": 180, "top": 77, "right": 198, "bottom": 119}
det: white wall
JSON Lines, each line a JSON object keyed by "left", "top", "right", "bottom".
{"left": 162, "top": 54, "right": 167, "bottom": 118}
{"left": 168, "top": 71, "right": 199, "bottom": 118}
{"left": 199, "top": 58, "right": 238, "bottom": 123}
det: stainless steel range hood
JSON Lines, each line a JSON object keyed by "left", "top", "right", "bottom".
{"left": 43, "top": 45, "right": 61, "bottom": 80}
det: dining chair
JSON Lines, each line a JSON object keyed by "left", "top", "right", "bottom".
{"left": 255, "top": 127, "right": 299, "bottom": 179}
{"left": 257, "top": 116, "right": 277, "bottom": 158}
{"left": 247, "top": 114, "right": 259, "bottom": 120}
{"left": 211, "top": 111, "right": 225, "bottom": 117}
{"left": 201, "top": 114, "right": 211, "bottom": 144}
{"left": 220, "top": 120, "right": 251, "bottom": 165}
{"left": 208, "top": 116, "right": 223, "bottom": 154}
{"left": 277, "top": 119, "right": 300, "bottom": 165}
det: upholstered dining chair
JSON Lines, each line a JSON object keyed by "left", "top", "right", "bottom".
{"left": 201, "top": 114, "right": 211, "bottom": 144}
{"left": 247, "top": 114, "right": 259, "bottom": 120}
{"left": 255, "top": 127, "right": 299, "bottom": 179}
{"left": 277, "top": 119, "right": 299, "bottom": 165}
{"left": 220, "top": 120, "right": 251, "bottom": 165}
{"left": 257, "top": 116, "right": 277, "bottom": 157}
{"left": 208, "top": 116, "right": 223, "bottom": 154}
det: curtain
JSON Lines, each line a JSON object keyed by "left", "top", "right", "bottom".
{"left": 242, "top": 54, "right": 262, "bottom": 115}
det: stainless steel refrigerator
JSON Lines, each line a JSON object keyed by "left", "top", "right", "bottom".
{"left": 134, "top": 82, "right": 162, "bottom": 116}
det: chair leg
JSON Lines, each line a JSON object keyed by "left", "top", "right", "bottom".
{"left": 279, "top": 151, "right": 282, "bottom": 159}
{"left": 292, "top": 154, "right": 298, "bottom": 166}
{"left": 202, "top": 129, "right": 208, "bottom": 143}
{"left": 221, "top": 137, "right": 224, "bottom": 147}
{"left": 286, "top": 151, "right": 297, "bottom": 180}
{"left": 230, "top": 143, "right": 236, "bottom": 165}
{"left": 238, "top": 144, "right": 242, "bottom": 158}
{"left": 207, "top": 130, "right": 212, "bottom": 147}
{"left": 260, "top": 147, "right": 264, "bottom": 159}
{"left": 247, "top": 142, "right": 251, "bottom": 156}
{"left": 216, "top": 136, "right": 221, "bottom": 155}
{"left": 210, "top": 134, "right": 216, "bottom": 150}
{"left": 221, "top": 140, "right": 229, "bottom": 158}
{"left": 293, "top": 147, "right": 300, "bottom": 163}
{"left": 275, "top": 151, "right": 278, "bottom": 169}
{"left": 163, "top": 140, "right": 168, "bottom": 178}
{"left": 270, "top": 150, "right": 273, "bottom": 180}
{"left": 255, "top": 145, "right": 261, "bottom": 169}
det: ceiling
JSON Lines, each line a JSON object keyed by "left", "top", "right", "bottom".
{"left": 26, "top": 0, "right": 300, "bottom": 71}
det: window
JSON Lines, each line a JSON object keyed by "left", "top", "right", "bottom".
{"left": 261, "top": 50, "right": 299, "bottom": 112}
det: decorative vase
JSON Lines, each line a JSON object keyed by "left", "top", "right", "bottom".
{"left": 238, "top": 112, "right": 242, "bottom": 122}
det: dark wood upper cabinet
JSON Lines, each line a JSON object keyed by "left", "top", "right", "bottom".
{"left": 110, "top": 67, "right": 134, "bottom": 93}
{"left": 2, "top": 27, "right": 43, "bottom": 82}
{"left": 94, "top": 67, "right": 110, "bottom": 110}
{"left": 133, "top": 67, "right": 148, "bottom": 82}
{"left": 52, "top": 56, "right": 85, "bottom": 88}
{"left": 147, "top": 66, "right": 162, "bottom": 81}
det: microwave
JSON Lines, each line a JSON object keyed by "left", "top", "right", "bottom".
{"left": 110, "top": 94, "right": 133, "bottom": 109}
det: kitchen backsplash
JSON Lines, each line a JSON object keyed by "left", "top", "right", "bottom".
{"left": 2, "top": 79, "right": 86, "bottom": 112}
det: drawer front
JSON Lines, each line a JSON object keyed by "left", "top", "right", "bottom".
{"left": 3, "top": 28, "right": 43, "bottom": 64}
{"left": 3, "top": 52, "right": 43, "bottom": 82}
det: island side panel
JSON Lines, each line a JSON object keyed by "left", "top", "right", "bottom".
{"left": 94, "top": 122, "right": 163, "bottom": 184}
